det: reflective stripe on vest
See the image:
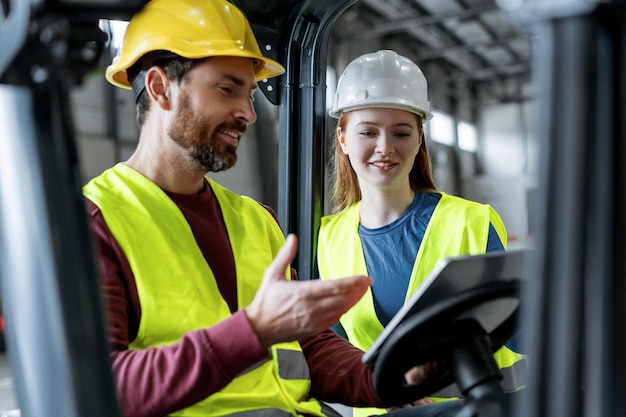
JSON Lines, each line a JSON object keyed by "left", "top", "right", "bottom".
{"left": 228, "top": 409, "right": 293, "bottom": 417}
{"left": 227, "top": 402, "right": 343, "bottom": 417}
{"left": 84, "top": 163, "right": 324, "bottom": 417}
{"left": 317, "top": 192, "right": 525, "bottom": 408}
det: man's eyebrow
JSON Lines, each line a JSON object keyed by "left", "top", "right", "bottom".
{"left": 221, "top": 74, "right": 245, "bottom": 85}
{"left": 219, "top": 74, "right": 257, "bottom": 91}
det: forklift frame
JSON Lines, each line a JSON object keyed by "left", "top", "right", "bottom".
{"left": 0, "top": 0, "right": 624, "bottom": 416}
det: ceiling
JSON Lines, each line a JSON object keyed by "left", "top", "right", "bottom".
{"left": 25, "top": 0, "right": 535, "bottom": 108}
{"left": 330, "top": 0, "right": 535, "bottom": 106}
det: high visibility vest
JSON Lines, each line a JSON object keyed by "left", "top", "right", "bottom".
{"left": 84, "top": 163, "right": 326, "bottom": 417}
{"left": 318, "top": 193, "right": 526, "bottom": 414}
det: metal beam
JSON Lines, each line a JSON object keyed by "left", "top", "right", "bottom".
{"left": 368, "top": 3, "right": 501, "bottom": 37}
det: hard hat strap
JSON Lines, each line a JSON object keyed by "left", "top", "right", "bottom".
{"left": 131, "top": 70, "right": 147, "bottom": 103}
{"left": 130, "top": 51, "right": 181, "bottom": 103}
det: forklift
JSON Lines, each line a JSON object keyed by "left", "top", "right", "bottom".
{"left": 0, "top": 0, "right": 624, "bottom": 416}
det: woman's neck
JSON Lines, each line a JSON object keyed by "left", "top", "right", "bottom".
{"left": 359, "top": 186, "right": 415, "bottom": 229}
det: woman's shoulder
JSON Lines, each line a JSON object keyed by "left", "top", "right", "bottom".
{"left": 435, "top": 192, "right": 504, "bottom": 225}
{"left": 438, "top": 191, "right": 489, "bottom": 209}
{"left": 322, "top": 202, "right": 360, "bottom": 219}
{"left": 320, "top": 202, "right": 361, "bottom": 230}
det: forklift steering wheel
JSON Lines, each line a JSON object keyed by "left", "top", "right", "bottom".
{"left": 372, "top": 280, "right": 520, "bottom": 407}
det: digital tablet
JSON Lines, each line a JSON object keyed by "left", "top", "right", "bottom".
{"left": 361, "top": 249, "right": 530, "bottom": 367}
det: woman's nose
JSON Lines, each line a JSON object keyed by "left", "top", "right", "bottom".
{"left": 375, "top": 134, "right": 394, "bottom": 154}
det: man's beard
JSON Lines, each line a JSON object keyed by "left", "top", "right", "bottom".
{"left": 168, "top": 91, "right": 245, "bottom": 172}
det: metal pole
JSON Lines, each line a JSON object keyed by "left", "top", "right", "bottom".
{"left": 509, "top": 2, "right": 625, "bottom": 416}
{"left": 277, "top": 0, "right": 358, "bottom": 279}
{"left": 0, "top": 82, "right": 122, "bottom": 417}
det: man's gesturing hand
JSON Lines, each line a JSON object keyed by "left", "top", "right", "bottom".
{"left": 244, "top": 234, "right": 372, "bottom": 348}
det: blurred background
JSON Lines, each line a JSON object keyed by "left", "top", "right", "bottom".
{"left": 75, "top": 0, "right": 536, "bottom": 250}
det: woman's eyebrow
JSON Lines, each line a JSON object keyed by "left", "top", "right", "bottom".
{"left": 355, "top": 121, "right": 416, "bottom": 128}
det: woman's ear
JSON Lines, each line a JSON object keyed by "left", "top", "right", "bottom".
{"left": 337, "top": 127, "right": 349, "bottom": 154}
{"left": 144, "top": 66, "right": 171, "bottom": 110}
{"left": 417, "top": 120, "right": 425, "bottom": 148}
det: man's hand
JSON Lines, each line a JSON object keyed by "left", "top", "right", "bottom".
{"left": 244, "top": 234, "right": 372, "bottom": 348}
{"left": 404, "top": 362, "right": 440, "bottom": 385}
{"left": 386, "top": 364, "right": 440, "bottom": 410}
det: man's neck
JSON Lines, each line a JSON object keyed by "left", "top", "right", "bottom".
{"left": 126, "top": 148, "right": 206, "bottom": 195}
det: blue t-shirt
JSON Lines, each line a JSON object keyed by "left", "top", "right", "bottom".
{"left": 359, "top": 192, "right": 505, "bottom": 326}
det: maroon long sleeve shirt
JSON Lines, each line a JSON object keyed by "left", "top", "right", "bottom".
{"left": 85, "top": 180, "right": 383, "bottom": 417}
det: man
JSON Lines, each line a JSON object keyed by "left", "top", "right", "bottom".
{"left": 84, "top": 0, "right": 462, "bottom": 416}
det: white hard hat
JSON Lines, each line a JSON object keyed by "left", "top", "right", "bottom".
{"left": 329, "top": 50, "right": 432, "bottom": 121}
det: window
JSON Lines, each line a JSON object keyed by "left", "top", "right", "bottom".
{"left": 428, "top": 110, "right": 455, "bottom": 146}
{"left": 326, "top": 67, "right": 337, "bottom": 113}
{"left": 457, "top": 120, "right": 477, "bottom": 152}
{"left": 99, "top": 20, "right": 129, "bottom": 50}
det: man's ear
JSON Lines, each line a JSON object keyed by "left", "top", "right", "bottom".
{"left": 144, "top": 66, "right": 171, "bottom": 110}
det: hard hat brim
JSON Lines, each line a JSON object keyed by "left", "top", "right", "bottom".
{"left": 329, "top": 102, "right": 433, "bottom": 121}
{"left": 106, "top": 49, "right": 285, "bottom": 90}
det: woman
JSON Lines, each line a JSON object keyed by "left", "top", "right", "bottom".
{"left": 317, "top": 50, "right": 525, "bottom": 415}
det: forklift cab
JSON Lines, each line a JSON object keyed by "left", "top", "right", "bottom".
{"left": 0, "top": 0, "right": 624, "bottom": 416}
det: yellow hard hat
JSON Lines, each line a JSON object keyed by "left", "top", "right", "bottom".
{"left": 105, "top": 0, "right": 285, "bottom": 89}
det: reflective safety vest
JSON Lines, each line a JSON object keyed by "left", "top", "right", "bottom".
{"left": 317, "top": 192, "right": 526, "bottom": 414}
{"left": 84, "top": 163, "right": 327, "bottom": 417}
